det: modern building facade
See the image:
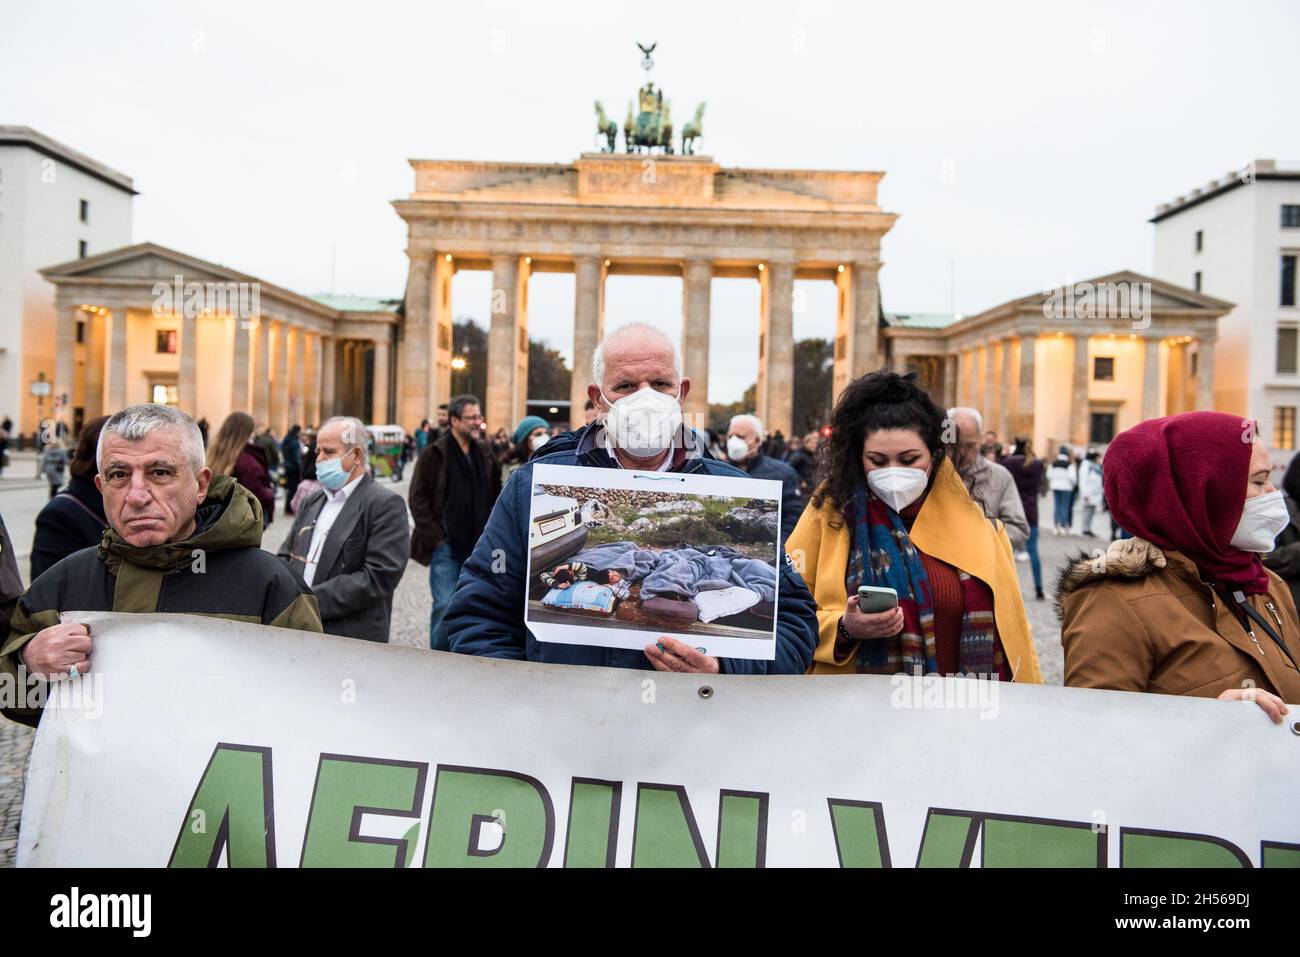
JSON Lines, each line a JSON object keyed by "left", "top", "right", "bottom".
{"left": 0, "top": 127, "right": 134, "bottom": 434}
{"left": 1151, "top": 159, "right": 1300, "bottom": 463}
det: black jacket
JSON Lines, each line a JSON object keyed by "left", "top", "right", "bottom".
{"left": 277, "top": 473, "right": 411, "bottom": 642}
{"left": 407, "top": 432, "right": 501, "bottom": 565}
{"left": 30, "top": 473, "right": 108, "bottom": 581}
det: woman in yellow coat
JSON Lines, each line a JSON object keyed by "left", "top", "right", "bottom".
{"left": 787, "top": 371, "right": 1042, "bottom": 681}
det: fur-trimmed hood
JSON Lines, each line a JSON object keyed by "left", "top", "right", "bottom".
{"left": 1053, "top": 538, "right": 1171, "bottom": 621}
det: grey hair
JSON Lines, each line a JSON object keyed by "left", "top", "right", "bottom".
{"left": 96, "top": 404, "right": 206, "bottom": 474}
{"left": 947, "top": 406, "right": 984, "bottom": 432}
{"left": 322, "top": 416, "right": 368, "bottom": 453}
{"left": 591, "top": 322, "right": 683, "bottom": 389}
{"left": 729, "top": 413, "right": 766, "bottom": 440}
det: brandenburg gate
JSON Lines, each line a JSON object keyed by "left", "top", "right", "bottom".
{"left": 393, "top": 152, "right": 898, "bottom": 433}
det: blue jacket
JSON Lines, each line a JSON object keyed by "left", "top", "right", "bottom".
{"left": 445, "top": 424, "right": 819, "bottom": 674}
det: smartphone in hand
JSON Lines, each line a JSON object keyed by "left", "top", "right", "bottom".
{"left": 857, "top": 585, "right": 900, "bottom": 614}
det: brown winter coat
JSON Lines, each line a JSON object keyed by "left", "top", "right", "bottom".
{"left": 1057, "top": 539, "right": 1300, "bottom": 702}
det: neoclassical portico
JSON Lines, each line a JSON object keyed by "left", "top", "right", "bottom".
{"left": 393, "top": 153, "right": 898, "bottom": 433}
{"left": 884, "top": 272, "right": 1232, "bottom": 451}
{"left": 40, "top": 243, "right": 399, "bottom": 433}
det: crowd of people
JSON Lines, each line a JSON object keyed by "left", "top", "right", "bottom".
{"left": 0, "top": 321, "right": 1297, "bottom": 728}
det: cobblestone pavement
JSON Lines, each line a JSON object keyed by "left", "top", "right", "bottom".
{"left": 0, "top": 475, "right": 1092, "bottom": 866}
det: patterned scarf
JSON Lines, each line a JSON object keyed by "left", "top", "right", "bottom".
{"left": 844, "top": 485, "right": 1000, "bottom": 676}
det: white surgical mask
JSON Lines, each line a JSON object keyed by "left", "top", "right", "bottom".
{"left": 726, "top": 436, "right": 750, "bottom": 463}
{"left": 601, "top": 386, "right": 682, "bottom": 458}
{"left": 530, "top": 433, "right": 550, "bottom": 452}
{"left": 867, "top": 466, "right": 929, "bottom": 511}
{"left": 1229, "top": 490, "right": 1289, "bottom": 553}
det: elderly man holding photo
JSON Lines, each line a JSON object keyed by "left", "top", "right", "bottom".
{"left": 445, "top": 323, "right": 818, "bottom": 674}
{"left": 0, "top": 404, "right": 322, "bottom": 726}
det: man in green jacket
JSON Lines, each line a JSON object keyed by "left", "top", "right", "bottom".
{"left": 0, "top": 404, "right": 321, "bottom": 727}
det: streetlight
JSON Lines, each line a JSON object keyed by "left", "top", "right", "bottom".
{"left": 450, "top": 356, "right": 467, "bottom": 371}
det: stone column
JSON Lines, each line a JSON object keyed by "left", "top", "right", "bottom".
{"left": 231, "top": 317, "right": 250, "bottom": 415}
{"left": 305, "top": 333, "right": 321, "bottom": 427}
{"left": 1017, "top": 334, "right": 1036, "bottom": 441}
{"left": 890, "top": 349, "right": 908, "bottom": 374}
{"left": 681, "top": 259, "right": 712, "bottom": 426}
{"left": 321, "top": 336, "right": 337, "bottom": 420}
{"left": 943, "top": 354, "right": 958, "bottom": 408}
{"left": 1141, "top": 336, "right": 1161, "bottom": 421}
{"left": 272, "top": 321, "right": 290, "bottom": 435}
{"left": 105, "top": 307, "right": 128, "bottom": 413}
{"left": 832, "top": 260, "right": 881, "bottom": 405}
{"left": 55, "top": 302, "right": 77, "bottom": 424}
{"left": 372, "top": 337, "right": 391, "bottom": 424}
{"left": 400, "top": 254, "right": 433, "bottom": 432}
{"left": 487, "top": 254, "right": 528, "bottom": 433}
{"left": 290, "top": 326, "right": 306, "bottom": 426}
{"left": 758, "top": 261, "right": 795, "bottom": 436}
{"left": 983, "top": 341, "right": 999, "bottom": 430}
{"left": 179, "top": 308, "right": 198, "bottom": 415}
{"left": 571, "top": 256, "right": 605, "bottom": 428}
{"left": 1070, "top": 334, "right": 1090, "bottom": 445}
{"left": 1195, "top": 338, "right": 1216, "bottom": 410}
{"left": 252, "top": 317, "right": 270, "bottom": 427}
{"left": 84, "top": 309, "right": 106, "bottom": 420}
{"left": 1000, "top": 337, "right": 1015, "bottom": 439}
{"left": 430, "top": 255, "right": 454, "bottom": 419}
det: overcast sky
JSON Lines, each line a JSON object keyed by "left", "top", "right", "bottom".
{"left": 5, "top": 0, "right": 1297, "bottom": 403}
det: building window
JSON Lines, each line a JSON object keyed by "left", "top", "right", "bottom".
{"left": 1283, "top": 255, "right": 1297, "bottom": 307}
{"left": 1279, "top": 327, "right": 1299, "bottom": 374}
{"left": 1093, "top": 356, "right": 1115, "bottom": 381}
{"left": 1275, "top": 407, "right": 1297, "bottom": 450}
{"left": 1090, "top": 412, "right": 1117, "bottom": 445}
{"left": 78, "top": 240, "right": 87, "bottom": 258}
{"left": 1191, "top": 350, "right": 1199, "bottom": 376}
{"left": 1195, "top": 229, "right": 1203, "bottom": 252}
{"left": 79, "top": 199, "right": 88, "bottom": 223}
{"left": 76, "top": 320, "right": 85, "bottom": 344}
{"left": 1194, "top": 270, "right": 1202, "bottom": 293}
{"left": 156, "top": 330, "right": 178, "bottom": 354}
{"left": 151, "top": 383, "right": 179, "bottom": 406}
{"left": 1283, "top": 205, "right": 1300, "bottom": 228}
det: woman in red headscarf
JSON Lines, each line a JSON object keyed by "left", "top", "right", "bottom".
{"left": 1056, "top": 411, "right": 1300, "bottom": 722}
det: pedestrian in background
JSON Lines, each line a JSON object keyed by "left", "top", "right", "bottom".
{"left": 1047, "top": 447, "right": 1077, "bottom": 534}
{"left": 1078, "top": 449, "right": 1104, "bottom": 537}
{"left": 726, "top": 413, "right": 805, "bottom": 546}
{"left": 1263, "top": 452, "right": 1300, "bottom": 610}
{"left": 278, "top": 416, "right": 409, "bottom": 642}
{"left": 948, "top": 407, "right": 1029, "bottom": 550}
{"left": 280, "top": 424, "right": 303, "bottom": 515}
{"left": 30, "top": 415, "right": 109, "bottom": 580}
{"left": 503, "top": 415, "right": 550, "bottom": 482}
{"left": 207, "top": 412, "right": 276, "bottom": 525}
{"left": 255, "top": 423, "right": 281, "bottom": 487}
{"left": 290, "top": 431, "right": 323, "bottom": 514}
{"left": 1001, "top": 437, "right": 1046, "bottom": 600}
{"left": 408, "top": 394, "right": 501, "bottom": 651}
{"left": 0, "top": 416, "right": 12, "bottom": 478}
{"left": 39, "top": 437, "right": 68, "bottom": 500}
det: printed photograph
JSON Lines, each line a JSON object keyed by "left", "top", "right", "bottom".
{"left": 525, "top": 463, "right": 782, "bottom": 658}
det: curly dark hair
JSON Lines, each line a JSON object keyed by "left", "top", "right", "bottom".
{"left": 810, "top": 371, "right": 952, "bottom": 519}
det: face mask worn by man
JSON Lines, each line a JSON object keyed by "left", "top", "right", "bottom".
{"left": 726, "top": 436, "right": 750, "bottom": 463}
{"left": 530, "top": 434, "right": 550, "bottom": 452}
{"left": 602, "top": 386, "right": 681, "bottom": 458}
{"left": 316, "top": 448, "right": 354, "bottom": 492}
{"left": 867, "top": 466, "right": 929, "bottom": 511}
{"left": 1229, "top": 490, "right": 1289, "bottom": 553}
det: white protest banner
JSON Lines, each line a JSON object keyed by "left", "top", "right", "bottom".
{"left": 525, "top": 463, "right": 783, "bottom": 660}
{"left": 18, "top": 613, "right": 1300, "bottom": 867}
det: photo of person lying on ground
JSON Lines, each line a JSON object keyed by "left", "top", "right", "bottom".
{"left": 525, "top": 463, "right": 784, "bottom": 660}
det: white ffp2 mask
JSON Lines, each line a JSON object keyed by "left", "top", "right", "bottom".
{"left": 601, "top": 386, "right": 682, "bottom": 458}
{"left": 867, "top": 466, "right": 929, "bottom": 511}
{"left": 1230, "top": 490, "right": 1289, "bottom": 553}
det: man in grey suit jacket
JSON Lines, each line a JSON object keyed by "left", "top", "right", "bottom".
{"left": 278, "top": 416, "right": 410, "bottom": 642}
